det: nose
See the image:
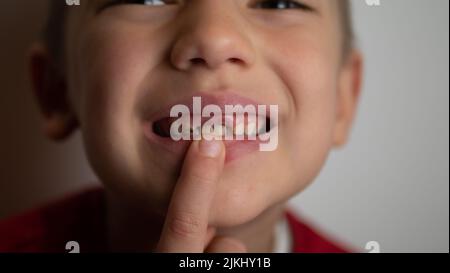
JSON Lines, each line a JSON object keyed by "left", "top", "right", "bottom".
{"left": 170, "top": 1, "right": 255, "bottom": 71}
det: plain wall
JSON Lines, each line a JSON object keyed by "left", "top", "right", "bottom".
{"left": 0, "top": 0, "right": 96, "bottom": 220}
{"left": 0, "top": 0, "right": 448, "bottom": 252}
{"left": 290, "top": 0, "right": 449, "bottom": 253}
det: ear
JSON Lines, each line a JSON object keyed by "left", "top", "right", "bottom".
{"left": 332, "top": 50, "right": 364, "bottom": 147}
{"left": 28, "top": 42, "right": 78, "bottom": 141}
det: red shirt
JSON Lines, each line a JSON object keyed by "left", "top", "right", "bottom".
{"left": 0, "top": 188, "right": 348, "bottom": 253}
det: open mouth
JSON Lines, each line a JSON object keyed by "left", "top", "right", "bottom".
{"left": 152, "top": 115, "right": 273, "bottom": 139}
{"left": 144, "top": 94, "right": 279, "bottom": 157}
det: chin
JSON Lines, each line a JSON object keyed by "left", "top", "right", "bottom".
{"left": 206, "top": 186, "right": 273, "bottom": 228}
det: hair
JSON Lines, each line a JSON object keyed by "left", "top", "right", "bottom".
{"left": 43, "top": 0, "right": 354, "bottom": 62}
{"left": 338, "top": 0, "right": 354, "bottom": 56}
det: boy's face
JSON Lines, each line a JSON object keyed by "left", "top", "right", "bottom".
{"left": 37, "top": 0, "right": 361, "bottom": 226}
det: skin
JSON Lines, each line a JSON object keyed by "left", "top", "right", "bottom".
{"left": 29, "top": 0, "right": 363, "bottom": 252}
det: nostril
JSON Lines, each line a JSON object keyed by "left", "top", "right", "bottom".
{"left": 230, "top": 58, "right": 241, "bottom": 64}
{"left": 190, "top": 58, "right": 206, "bottom": 65}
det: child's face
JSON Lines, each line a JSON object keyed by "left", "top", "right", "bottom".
{"left": 49, "top": 0, "right": 361, "bottom": 226}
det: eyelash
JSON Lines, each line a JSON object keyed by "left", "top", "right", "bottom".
{"left": 253, "top": 0, "right": 313, "bottom": 11}
{"left": 100, "top": 0, "right": 313, "bottom": 12}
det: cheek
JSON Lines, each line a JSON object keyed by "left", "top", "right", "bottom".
{"left": 66, "top": 23, "right": 164, "bottom": 194}
{"left": 71, "top": 22, "right": 165, "bottom": 145}
{"left": 68, "top": 22, "right": 189, "bottom": 211}
{"left": 264, "top": 31, "right": 340, "bottom": 191}
{"left": 288, "top": 49, "right": 338, "bottom": 146}
{"left": 70, "top": 18, "right": 169, "bottom": 117}
{"left": 290, "top": 52, "right": 338, "bottom": 185}
{"left": 262, "top": 22, "right": 340, "bottom": 128}
{"left": 77, "top": 44, "right": 139, "bottom": 163}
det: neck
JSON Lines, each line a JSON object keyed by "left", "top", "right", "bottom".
{"left": 105, "top": 190, "right": 286, "bottom": 253}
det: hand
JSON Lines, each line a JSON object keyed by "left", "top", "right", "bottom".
{"left": 156, "top": 139, "right": 247, "bottom": 253}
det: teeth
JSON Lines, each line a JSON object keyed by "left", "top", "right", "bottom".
{"left": 190, "top": 125, "right": 202, "bottom": 138}
{"left": 212, "top": 124, "right": 224, "bottom": 137}
{"left": 246, "top": 121, "right": 258, "bottom": 137}
{"left": 218, "top": 124, "right": 234, "bottom": 138}
{"left": 210, "top": 124, "right": 227, "bottom": 139}
{"left": 180, "top": 116, "right": 269, "bottom": 139}
{"left": 234, "top": 122, "right": 246, "bottom": 136}
{"left": 201, "top": 124, "right": 213, "bottom": 135}
{"left": 199, "top": 123, "right": 227, "bottom": 139}
{"left": 257, "top": 116, "right": 267, "bottom": 135}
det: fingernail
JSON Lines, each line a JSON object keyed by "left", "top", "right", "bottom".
{"left": 199, "top": 139, "right": 222, "bottom": 158}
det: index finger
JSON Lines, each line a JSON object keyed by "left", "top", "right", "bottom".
{"left": 156, "top": 139, "right": 225, "bottom": 252}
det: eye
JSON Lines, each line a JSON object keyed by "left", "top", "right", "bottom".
{"left": 253, "top": 0, "right": 313, "bottom": 11}
{"left": 101, "top": 0, "right": 177, "bottom": 10}
{"left": 129, "top": 0, "right": 176, "bottom": 5}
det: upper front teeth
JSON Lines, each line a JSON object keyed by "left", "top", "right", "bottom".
{"left": 234, "top": 122, "right": 246, "bottom": 136}
{"left": 190, "top": 125, "right": 202, "bottom": 138}
{"left": 181, "top": 116, "right": 268, "bottom": 139}
{"left": 209, "top": 124, "right": 231, "bottom": 138}
{"left": 246, "top": 121, "right": 258, "bottom": 137}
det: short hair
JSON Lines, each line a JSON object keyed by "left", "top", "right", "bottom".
{"left": 43, "top": 0, "right": 354, "bottom": 63}
{"left": 339, "top": 0, "right": 354, "bottom": 56}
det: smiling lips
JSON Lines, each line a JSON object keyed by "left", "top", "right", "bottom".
{"left": 152, "top": 115, "right": 271, "bottom": 139}
{"left": 143, "top": 93, "right": 278, "bottom": 162}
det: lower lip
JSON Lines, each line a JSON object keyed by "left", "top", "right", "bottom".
{"left": 142, "top": 123, "right": 261, "bottom": 163}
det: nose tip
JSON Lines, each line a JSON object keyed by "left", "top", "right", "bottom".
{"left": 169, "top": 4, "right": 255, "bottom": 72}
{"left": 171, "top": 34, "right": 252, "bottom": 70}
